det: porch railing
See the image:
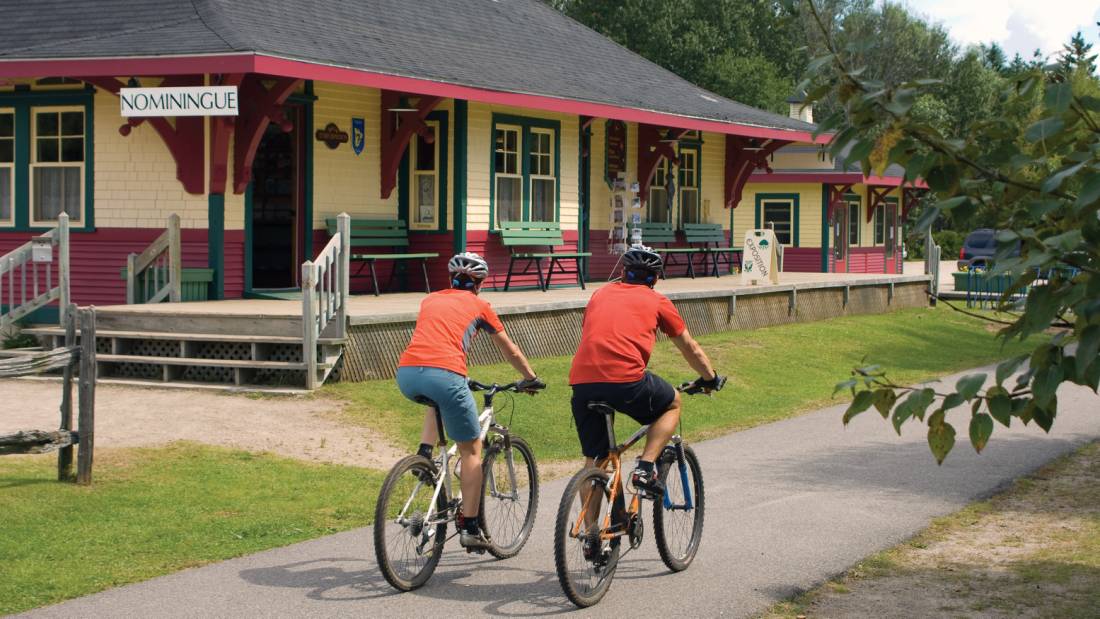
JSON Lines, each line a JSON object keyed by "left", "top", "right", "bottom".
{"left": 302, "top": 212, "right": 350, "bottom": 389}
{"left": 126, "top": 214, "right": 182, "bottom": 304}
{"left": 0, "top": 213, "right": 70, "bottom": 329}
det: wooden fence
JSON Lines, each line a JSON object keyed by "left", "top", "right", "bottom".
{"left": 0, "top": 305, "right": 96, "bottom": 484}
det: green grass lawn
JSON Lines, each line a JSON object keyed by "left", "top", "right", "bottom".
{"left": 328, "top": 306, "right": 1039, "bottom": 461}
{"left": 0, "top": 443, "right": 383, "bottom": 615}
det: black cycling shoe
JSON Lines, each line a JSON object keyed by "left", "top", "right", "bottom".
{"left": 631, "top": 467, "right": 665, "bottom": 498}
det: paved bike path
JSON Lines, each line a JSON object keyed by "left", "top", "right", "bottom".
{"left": 21, "top": 366, "right": 1100, "bottom": 618}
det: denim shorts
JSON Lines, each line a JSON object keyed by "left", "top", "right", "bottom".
{"left": 396, "top": 366, "right": 482, "bottom": 442}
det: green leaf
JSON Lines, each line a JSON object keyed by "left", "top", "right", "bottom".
{"left": 1031, "top": 364, "right": 1064, "bottom": 408}
{"left": 891, "top": 388, "right": 935, "bottom": 434}
{"left": 1076, "top": 325, "right": 1100, "bottom": 382}
{"left": 941, "top": 393, "right": 965, "bottom": 411}
{"left": 934, "top": 196, "right": 969, "bottom": 212}
{"left": 873, "top": 389, "right": 898, "bottom": 418}
{"left": 843, "top": 390, "right": 875, "bottom": 425}
{"left": 1044, "top": 82, "right": 1072, "bottom": 113}
{"left": 1025, "top": 117, "right": 1065, "bottom": 143}
{"left": 988, "top": 393, "right": 1013, "bottom": 427}
{"left": 1032, "top": 398, "right": 1057, "bottom": 432}
{"left": 911, "top": 205, "right": 940, "bottom": 232}
{"left": 996, "top": 355, "right": 1030, "bottom": 386}
{"left": 969, "top": 413, "right": 994, "bottom": 454}
{"left": 928, "top": 421, "right": 956, "bottom": 465}
{"left": 1075, "top": 173, "right": 1100, "bottom": 209}
{"left": 1080, "top": 95, "right": 1100, "bottom": 112}
{"left": 806, "top": 54, "right": 836, "bottom": 74}
{"left": 833, "top": 378, "right": 857, "bottom": 396}
{"left": 884, "top": 88, "right": 917, "bottom": 116}
{"left": 955, "top": 374, "right": 987, "bottom": 400}
{"left": 1041, "top": 161, "right": 1086, "bottom": 194}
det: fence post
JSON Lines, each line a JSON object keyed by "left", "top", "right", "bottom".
{"left": 76, "top": 307, "right": 96, "bottom": 485}
{"left": 168, "top": 213, "right": 182, "bottom": 303}
{"left": 337, "top": 212, "right": 350, "bottom": 339}
{"left": 57, "top": 303, "right": 77, "bottom": 481}
{"left": 58, "top": 213, "right": 70, "bottom": 325}
{"left": 302, "top": 261, "right": 318, "bottom": 390}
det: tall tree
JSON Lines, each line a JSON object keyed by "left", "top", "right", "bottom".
{"left": 1060, "top": 30, "right": 1097, "bottom": 76}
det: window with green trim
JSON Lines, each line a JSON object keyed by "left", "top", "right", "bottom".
{"left": 873, "top": 204, "right": 885, "bottom": 245}
{"left": 679, "top": 148, "right": 701, "bottom": 225}
{"left": 529, "top": 128, "right": 555, "bottom": 221}
{"left": 494, "top": 125, "right": 522, "bottom": 225}
{"left": 847, "top": 197, "right": 861, "bottom": 246}
{"left": 0, "top": 109, "right": 13, "bottom": 226}
{"left": 490, "top": 114, "right": 560, "bottom": 227}
{"left": 31, "top": 107, "right": 85, "bottom": 224}
{"left": 410, "top": 120, "right": 440, "bottom": 230}
{"left": 761, "top": 199, "right": 794, "bottom": 245}
{"left": 648, "top": 157, "right": 671, "bottom": 224}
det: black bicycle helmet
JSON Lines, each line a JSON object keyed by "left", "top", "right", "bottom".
{"left": 622, "top": 246, "right": 663, "bottom": 272}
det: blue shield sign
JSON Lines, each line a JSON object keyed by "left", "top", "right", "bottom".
{"left": 351, "top": 117, "right": 365, "bottom": 156}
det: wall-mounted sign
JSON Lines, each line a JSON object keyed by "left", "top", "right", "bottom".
{"left": 120, "top": 86, "right": 238, "bottom": 117}
{"left": 31, "top": 237, "right": 52, "bottom": 263}
{"left": 351, "top": 118, "right": 365, "bottom": 156}
{"left": 605, "top": 119, "right": 627, "bottom": 189}
{"left": 315, "top": 123, "right": 349, "bottom": 150}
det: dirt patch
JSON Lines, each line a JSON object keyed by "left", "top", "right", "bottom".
{"left": 0, "top": 379, "right": 406, "bottom": 469}
{"left": 765, "top": 442, "right": 1100, "bottom": 618}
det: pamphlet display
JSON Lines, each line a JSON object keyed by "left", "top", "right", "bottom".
{"left": 608, "top": 172, "right": 637, "bottom": 254}
{"left": 741, "top": 229, "right": 780, "bottom": 285}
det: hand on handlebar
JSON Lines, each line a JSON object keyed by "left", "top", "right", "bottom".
{"left": 678, "top": 374, "right": 727, "bottom": 395}
{"left": 516, "top": 376, "right": 546, "bottom": 395}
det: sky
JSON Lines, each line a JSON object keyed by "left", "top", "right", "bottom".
{"left": 901, "top": 0, "right": 1100, "bottom": 61}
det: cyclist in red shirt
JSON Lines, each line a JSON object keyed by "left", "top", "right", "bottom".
{"left": 397, "top": 252, "right": 545, "bottom": 550}
{"left": 570, "top": 246, "right": 724, "bottom": 496}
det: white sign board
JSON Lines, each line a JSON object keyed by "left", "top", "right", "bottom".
{"left": 31, "top": 237, "right": 52, "bottom": 263}
{"left": 741, "top": 229, "right": 779, "bottom": 285}
{"left": 120, "top": 86, "right": 239, "bottom": 117}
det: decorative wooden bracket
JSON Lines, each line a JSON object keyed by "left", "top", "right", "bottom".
{"left": 380, "top": 91, "right": 442, "bottom": 199}
{"left": 866, "top": 185, "right": 892, "bottom": 222}
{"left": 901, "top": 186, "right": 926, "bottom": 219}
{"left": 637, "top": 125, "right": 688, "bottom": 207}
{"left": 724, "top": 136, "right": 787, "bottom": 209}
{"left": 232, "top": 75, "right": 301, "bottom": 194}
{"left": 826, "top": 183, "right": 854, "bottom": 220}
{"left": 82, "top": 76, "right": 206, "bottom": 194}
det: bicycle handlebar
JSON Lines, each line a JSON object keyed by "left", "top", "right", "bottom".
{"left": 677, "top": 375, "right": 728, "bottom": 395}
{"left": 468, "top": 379, "right": 545, "bottom": 395}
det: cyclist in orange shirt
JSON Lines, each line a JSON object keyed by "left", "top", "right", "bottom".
{"left": 396, "top": 252, "right": 545, "bottom": 550}
{"left": 570, "top": 247, "right": 724, "bottom": 497}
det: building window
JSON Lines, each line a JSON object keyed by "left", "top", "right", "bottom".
{"left": 410, "top": 121, "right": 439, "bottom": 229}
{"left": 847, "top": 198, "right": 861, "bottom": 246}
{"left": 0, "top": 110, "right": 13, "bottom": 226}
{"left": 529, "top": 128, "right": 555, "bottom": 221}
{"left": 679, "top": 148, "right": 701, "bottom": 226}
{"left": 761, "top": 199, "right": 794, "bottom": 245}
{"left": 494, "top": 125, "right": 522, "bottom": 225}
{"left": 873, "top": 204, "right": 885, "bottom": 245}
{"left": 648, "top": 157, "right": 671, "bottom": 224}
{"left": 30, "top": 107, "right": 84, "bottom": 224}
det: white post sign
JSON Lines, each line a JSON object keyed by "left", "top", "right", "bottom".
{"left": 741, "top": 229, "right": 780, "bottom": 285}
{"left": 120, "top": 86, "right": 239, "bottom": 117}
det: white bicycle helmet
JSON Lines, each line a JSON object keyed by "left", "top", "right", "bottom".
{"left": 448, "top": 252, "right": 490, "bottom": 280}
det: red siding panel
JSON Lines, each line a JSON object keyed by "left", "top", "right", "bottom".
{"left": 782, "top": 247, "right": 822, "bottom": 272}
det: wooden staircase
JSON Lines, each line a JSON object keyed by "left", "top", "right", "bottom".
{"left": 24, "top": 309, "right": 343, "bottom": 390}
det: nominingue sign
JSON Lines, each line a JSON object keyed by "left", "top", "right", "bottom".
{"left": 119, "top": 86, "right": 239, "bottom": 117}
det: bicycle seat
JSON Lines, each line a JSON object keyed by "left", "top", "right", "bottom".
{"left": 586, "top": 401, "right": 615, "bottom": 415}
{"left": 413, "top": 396, "right": 438, "bottom": 408}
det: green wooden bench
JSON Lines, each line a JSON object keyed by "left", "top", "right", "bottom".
{"left": 638, "top": 222, "right": 706, "bottom": 278}
{"left": 326, "top": 218, "right": 439, "bottom": 296}
{"left": 683, "top": 223, "right": 742, "bottom": 277}
{"left": 500, "top": 221, "right": 591, "bottom": 291}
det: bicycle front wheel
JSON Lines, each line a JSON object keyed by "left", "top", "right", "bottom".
{"left": 554, "top": 467, "right": 620, "bottom": 608}
{"left": 373, "top": 455, "right": 448, "bottom": 591}
{"left": 480, "top": 435, "right": 539, "bottom": 559}
{"left": 653, "top": 444, "right": 705, "bottom": 572}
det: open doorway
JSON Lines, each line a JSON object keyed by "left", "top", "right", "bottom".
{"left": 249, "top": 104, "right": 305, "bottom": 290}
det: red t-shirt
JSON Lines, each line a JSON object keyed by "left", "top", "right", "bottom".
{"left": 399, "top": 289, "right": 506, "bottom": 376}
{"left": 569, "top": 282, "right": 687, "bottom": 384}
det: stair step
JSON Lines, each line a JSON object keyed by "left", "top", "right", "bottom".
{"left": 24, "top": 326, "right": 306, "bottom": 345}
{"left": 96, "top": 354, "right": 319, "bottom": 370}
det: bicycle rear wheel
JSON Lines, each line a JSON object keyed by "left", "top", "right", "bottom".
{"left": 373, "top": 455, "right": 448, "bottom": 591}
{"left": 653, "top": 444, "right": 705, "bottom": 572}
{"left": 554, "top": 467, "right": 620, "bottom": 608}
{"left": 480, "top": 435, "right": 539, "bottom": 559}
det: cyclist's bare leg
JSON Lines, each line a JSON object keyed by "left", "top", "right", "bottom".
{"left": 640, "top": 391, "right": 681, "bottom": 463}
{"left": 419, "top": 407, "right": 440, "bottom": 446}
{"left": 457, "top": 438, "right": 483, "bottom": 518}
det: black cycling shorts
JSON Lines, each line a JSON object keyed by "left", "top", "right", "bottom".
{"left": 570, "top": 372, "right": 677, "bottom": 459}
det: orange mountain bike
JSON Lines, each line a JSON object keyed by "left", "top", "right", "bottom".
{"left": 553, "top": 379, "right": 721, "bottom": 607}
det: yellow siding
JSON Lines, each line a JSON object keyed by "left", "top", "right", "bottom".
{"left": 467, "top": 102, "right": 579, "bottom": 232}
{"left": 737, "top": 182, "right": 823, "bottom": 247}
{"left": 699, "top": 132, "right": 724, "bottom": 225}
{"left": 770, "top": 149, "right": 834, "bottom": 171}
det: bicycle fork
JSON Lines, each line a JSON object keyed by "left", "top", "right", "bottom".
{"left": 661, "top": 435, "right": 693, "bottom": 511}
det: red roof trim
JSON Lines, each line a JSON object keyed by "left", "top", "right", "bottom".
{"left": 0, "top": 53, "right": 827, "bottom": 143}
{"left": 750, "top": 172, "right": 926, "bottom": 188}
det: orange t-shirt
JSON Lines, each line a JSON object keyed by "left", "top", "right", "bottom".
{"left": 569, "top": 282, "right": 686, "bottom": 385}
{"left": 398, "top": 289, "right": 506, "bottom": 376}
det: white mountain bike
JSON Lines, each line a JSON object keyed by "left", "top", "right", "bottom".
{"left": 374, "top": 379, "right": 541, "bottom": 591}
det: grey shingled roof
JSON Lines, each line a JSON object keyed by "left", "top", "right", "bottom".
{"left": 761, "top": 145, "right": 907, "bottom": 179}
{"left": 0, "top": 0, "right": 815, "bottom": 134}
